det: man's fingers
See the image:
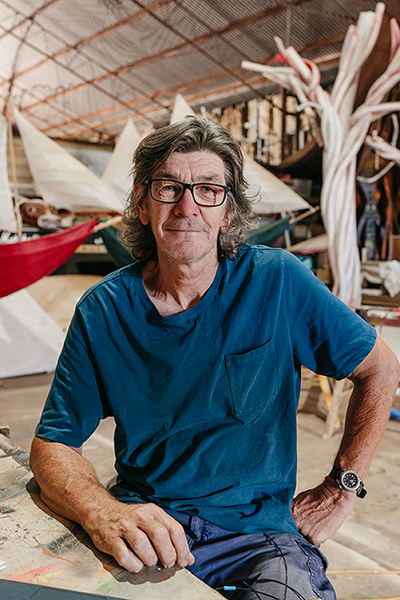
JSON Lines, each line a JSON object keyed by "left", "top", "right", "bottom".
{"left": 110, "top": 538, "right": 145, "bottom": 573}
{"left": 151, "top": 509, "right": 194, "bottom": 568}
{"left": 85, "top": 502, "right": 194, "bottom": 572}
{"left": 140, "top": 519, "right": 178, "bottom": 568}
{"left": 167, "top": 517, "right": 195, "bottom": 567}
{"left": 124, "top": 527, "right": 160, "bottom": 567}
{"left": 132, "top": 508, "right": 193, "bottom": 568}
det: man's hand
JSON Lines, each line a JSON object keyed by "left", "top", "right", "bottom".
{"left": 30, "top": 437, "right": 194, "bottom": 573}
{"left": 82, "top": 500, "right": 195, "bottom": 573}
{"left": 293, "top": 336, "right": 400, "bottom": 546}
{"left": 291, "top": 478, "right": 356, "bottom": 545}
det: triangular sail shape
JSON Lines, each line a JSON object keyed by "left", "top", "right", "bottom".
{"left": 244, "top": 154, "right": 310, "bottom": 214}
{"left": 170, "top": 93, "right": 196, "bottom": 124}
{"left": 0, "top": 217, "right": 98, "bottom": 299}
{"left": 12, "top": 105, "right": 124, "bottom": 213}
{"left": 169, "top": 95, "right": 310, "bottom": 214}
{"left": 0, "top": 289, "right": 65, "bottom": 378}
{"left": 288, "top": 233, "right": 328, "bottom": 255}
{"left": 101, "top": 119, "right": 140, "bottom": 206}
{"left": 0, "top": 115, "right": 17, "bottom": 232}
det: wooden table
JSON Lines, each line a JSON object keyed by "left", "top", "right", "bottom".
{"left": 0, "top": 434, "right": 221, "bottom": 599}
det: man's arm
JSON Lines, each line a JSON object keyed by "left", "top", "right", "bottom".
{"left": 291, "top": 334, "right": 400, "bottom": 544}
{"left": 30, "top": 436, "right": 194, "bottom": 572}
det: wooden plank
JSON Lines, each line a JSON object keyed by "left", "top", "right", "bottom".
{"left": 0, "top": 437, "right": 221, "bottom": 599}
{"left": 322, "top": 379, "right": 352, "bottom": 440}
{"left": 27, "top": 275, "right": 102, "bottom": 332}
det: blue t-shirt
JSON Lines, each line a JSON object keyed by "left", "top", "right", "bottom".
{"left": 36, "top": 245, "right": 376, "bottom": 535}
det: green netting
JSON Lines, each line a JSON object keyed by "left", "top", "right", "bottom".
{"left": 246, "top": 216, "right": 291, "bottom": 246}
{"left": 100, "top": 226, "right": 134, "bottom": 268}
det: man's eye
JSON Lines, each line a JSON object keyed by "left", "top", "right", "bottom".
{"left": 161, "top": 183, "right": 179, "bottom": 192}
{"left": 197, "top": 185, "right": 217, "bottom": 196}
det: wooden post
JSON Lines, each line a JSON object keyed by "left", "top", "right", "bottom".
{"left": 281, "top": 88, "right": 287, "bottom": 163}
{"left": 6, "top": 103, "right": 23, "bottom": 239}
{"left": 382, "top": 173, "right": 393, "bottom": 260}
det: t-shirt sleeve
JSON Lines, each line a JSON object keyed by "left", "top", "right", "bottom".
{"left": 35, "top": 307, "right": 112, "bottom": 448}
{"left": 282, "top": 252, "right": 377, "bottom": 379}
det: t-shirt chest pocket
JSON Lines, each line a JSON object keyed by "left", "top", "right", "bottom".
{"left": 224, "top": 339, "right": 278, "bottom": 419}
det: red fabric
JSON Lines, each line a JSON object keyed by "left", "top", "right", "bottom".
{"left": 0, "top": 217, "right": 99, "bottom": 299}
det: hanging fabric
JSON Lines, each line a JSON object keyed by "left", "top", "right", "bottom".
{"left": 0, "top": 217, "right": 98, "bottom": 299}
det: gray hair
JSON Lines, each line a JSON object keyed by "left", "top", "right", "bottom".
{"left": 121, "top": 116, "right": 254, "bottom": 262}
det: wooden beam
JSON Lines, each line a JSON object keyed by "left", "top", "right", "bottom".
{"left": 295, "top": 33, "right": 345, "bottom": 57}
{"left": 0, "top": 21, "right": 160, "bottom": 126}
{"left": 42, "top": 31, "right": 344, "bottom": 137}
{"left": 41, "top": 70, "right": 236, "bottom": 133}
{"left": 20, "top": 0, "right": 314, "bottom": 112}
{"left": 55, "top": 75, "right": 271, "bottom": 140}
{"left": 0, "top": 0, "right": 62, "bottom": 43}
{"left": 0, "top": 0, "right": 174, "bottom": 85}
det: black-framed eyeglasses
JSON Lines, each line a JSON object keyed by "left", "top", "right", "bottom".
{"left": 146, "top": 178, "right": 230, "bottom": 207}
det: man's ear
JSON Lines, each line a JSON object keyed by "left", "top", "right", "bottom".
{"left": 135, "top": 184, "right": 150, "bottom": 225}
{"left": 220, "top": 210, "right": 231, "bottom": 234}
{"left": 137, "top": 203, "right": 150, "bottom": 225}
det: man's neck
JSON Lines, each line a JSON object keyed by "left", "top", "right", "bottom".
{"left": 142, "top": 254, "right": 219, "bottom": 317}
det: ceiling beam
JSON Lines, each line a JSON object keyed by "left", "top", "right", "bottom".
{"left": 41, "top": 31, "right": 345, "bottom": 137}
{"left": 41, "top": 70, "right": 235, "bottom": 133}
{"left": 20, "top": 0, "right": 314, "bottom": 112}
{"left": 0, "top": 0, "right": 62, "bottom": 43}
{"left": 56, "top": 45, "right": 343, "bottom": 141}
{"left": 56, "top": 74, "right": 270, "bottom": 141}
{"left": 130, "top": 0, "right": 265, "bottom": 101}
{"left": 0, "top": 0, "right": 173, "bottom": 118}
{"left": 1, "top": 15, "right": 167, "bottom": 125}
{"left": 0, "top": 0, "right": 174, "bottom": 85}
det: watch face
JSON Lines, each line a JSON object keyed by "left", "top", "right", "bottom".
{"left": 341, "top": 470, "right": 360, "bottom": 490}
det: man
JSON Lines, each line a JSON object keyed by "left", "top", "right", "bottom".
{"left": 31, "top": 117, "right": 399, "bottom": 600}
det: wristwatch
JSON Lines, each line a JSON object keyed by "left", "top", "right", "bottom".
{"left": 328, "top": 466, "right": 367, "bottom": 498}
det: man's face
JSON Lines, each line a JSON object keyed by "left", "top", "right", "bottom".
{"left": 137, "top": 151, "right": 230, "bottom": 266}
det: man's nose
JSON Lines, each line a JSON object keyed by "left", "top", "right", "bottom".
{"left": 173, "top": 187, "right": 199, "bottom": 216}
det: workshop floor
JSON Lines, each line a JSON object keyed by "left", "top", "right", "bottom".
{"left": 1, "top": 370, "right": 400, "bottom": 600}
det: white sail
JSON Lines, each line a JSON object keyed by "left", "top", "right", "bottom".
{"left": 170, "top": 93, "right": 196, "bottom": 124}
{"left": 101, "top": 119, "right": 140, "bottom": 206}
{"left": 12, "top": 105, "right": 124, "bottom": 213}
{"left": 288, "top": 233, "right": 328, "bottom": 254}
{"left": 0, "top": 115, "right": 17, "bottom": 232}
{"left": 170, "top": 95, "right": 310, "bottom": 214}
{"left": 244, "top": 154, "right": 310, "bottom": 214}
{"left": 0, "top": 289, "right": 64, "bottom": 378}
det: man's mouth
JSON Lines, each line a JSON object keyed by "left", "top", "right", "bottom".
{"left": 167, "top": 228, "right": 203, "bottom": 232}
{"left": 164, "top": 222, "right": 207, "bottom": 233}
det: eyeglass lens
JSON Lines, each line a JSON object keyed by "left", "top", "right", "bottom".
{"left": 151, "top": 180, "right": 226, "bottom": 206}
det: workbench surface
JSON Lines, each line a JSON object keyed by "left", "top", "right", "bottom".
{"left": 0, "top": 434, "right": 221, "bottom": 599}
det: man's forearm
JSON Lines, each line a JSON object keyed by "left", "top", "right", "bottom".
{"left": 333, "top": 334, "right": 400, "bottom": 478}
{"left": 292, "top": 335, "right": 400, "bottom": 544}
{"left": 30, "top": 435, "right": 118, "bottom": 526}
{"left": 29, "top": 436, "right": 194, "bottom": 572}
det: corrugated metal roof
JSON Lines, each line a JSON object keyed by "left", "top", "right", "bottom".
{"left": 0, "top": 0, "right": 398, "bottom": 142}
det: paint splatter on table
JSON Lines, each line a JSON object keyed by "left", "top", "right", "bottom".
{"left": 0, "top": 434, "right": 221, "bottom": 599}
